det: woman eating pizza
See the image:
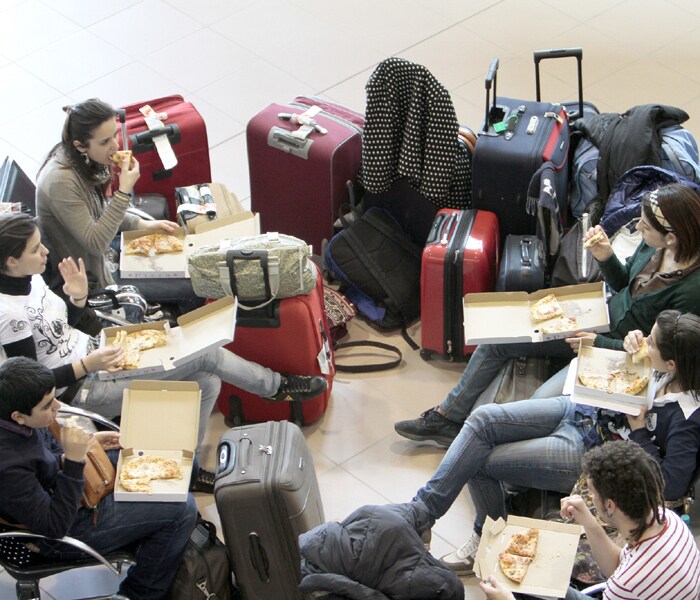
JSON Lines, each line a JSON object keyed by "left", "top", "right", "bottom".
{"left": 411, "top": 309, "right": 700, "bottom": 576}
{"left": 0, "top": 212, "right": 327, "bottom": 492}
{"left": 480, "top": 441, "right": 700, "bottom": 600}
{"left": 35, "top": 98, "right": 201, "bottom": 315}
{"left": 395, "top": 182, "right": 700, "bottom": 447}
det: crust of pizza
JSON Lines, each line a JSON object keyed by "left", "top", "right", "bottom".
{"left": 120, "top": 455, "right": 183, "bottom": 494}
{"left": 112, "top": 329, "right": 167, "bottom": 370}
{"left": 110, "top": 150, "right": 132, "bottom": 166}
{"left": 583, "top": 230, "right": 606, "bottom": 249}
{"left": 153, "top": 234, "right": 184, "bottom": 254}
{"left": 503, "top": 528, "right": 539, "bottom": 558}
{"left": 540, "top": 316, "right": 578, "bottom": 335}
{"left": 499, "top": 552, "right": 532, "bottom": 584}
{"left": 631, "top": 338, "right": 649, "bottom": 364}
{"left": 124, "top": 235, "right": 154, "bottom": 256}
{"left": 530, "top": 294, "right": 564, "bottom": 323}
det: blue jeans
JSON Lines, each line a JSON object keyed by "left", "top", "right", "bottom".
{"left": 41, "top": 451, "right": 198, "bottom": 600}
{"left": 78, "top": 348, "right": 280, "bottom": 458}
{"left": 415, "top": 396, "right": 590, "bottom": 534}
{"left": 440, "top": 340, "right": 574, "bottom": 422}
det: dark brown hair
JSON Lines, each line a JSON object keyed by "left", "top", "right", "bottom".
{"left": 654, "top": 309, "right": 700, "bottom": 400}
{"left": 0, "top": 212, "right": 38, "bottom": 273}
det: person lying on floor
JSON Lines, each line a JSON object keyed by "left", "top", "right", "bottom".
{"left": 411, "top": 310, "right": 700, "bottom": 575}
{"left": 0, "top": 357, "right": 199, "bottom": 600}
{"left": 0, "top": 212, "right": 327, "bottom": 492}
{"left": 36, "top": 97, "right": 201, "bottom": 315}
{"left": 480, "top": 441, "right": 700, "bottom": 600}
{"left": 396, "top": 182, "right": 700, "bottom": 447}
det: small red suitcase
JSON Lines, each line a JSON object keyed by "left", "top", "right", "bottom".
{"left": 420, "top": 208, "right": 500, "bottom": 361}
{"left": 216, "top": 273, "right": 334, "bottom": 426}
{"left": 247, "top": 96, "right": 363, "bottom": 252}
{"left": 119, "top": 95, "right": 211, "bottom": 218}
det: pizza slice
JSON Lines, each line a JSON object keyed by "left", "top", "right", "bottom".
{"left": 124, "top": 235, "right": 155, "bottom": 256}
{"left": 583, "top": 229, "right": 606, "bottom": 249}
{"left": 631, "top": 338, "right": 650, "bottom": 364}
{"left": 578, "top": 371, "right": 611, "bottom": 392}
{"left": 153, "top": 234, "right": 184, "bottom": 254}
{"left": 119, "top": 475, "right": 152, "bottom": 493}
{"left": 120, "top": 455, "right": 183, "bottom": 494}
{"left": 540, "top": 316, "right": 578, "bottom": 335}
{"left": 499, "top": 552, "right": 532, "bottom": 584}
{"left": 530, "top": 294, "right": 564, "bottom": 323}
{"left": 113, "top": 330, "right": 141, "bottom": 370}
{"left": 608, "top": 370, "right": 649, "bottom": 396}
{"left": 110, "top": 150, "right": 133, "bottom": 167}
{"left": 129, "top": 329, "right": 167, "bottom": 351}
{"left": 503, "top": 528, "right": 539, "bottom": 558}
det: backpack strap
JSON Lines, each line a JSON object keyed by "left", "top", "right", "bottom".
{"left": 334, "top": 340, "right": 402, "bottom": 373}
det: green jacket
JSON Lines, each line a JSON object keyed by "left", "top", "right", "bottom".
{"left": 595, "top": 243, "right": 700, "bottom": 350}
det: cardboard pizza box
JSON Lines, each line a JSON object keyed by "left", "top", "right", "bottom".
{"left": 119, "top": 210, "right": 261, "bottom": 279}
{"left": 463, "top": 282, "right": 610, "bottom": 345}
{"left": 565, "top": 340, "right": 654, "bottom": 416}
{"left": 474, "top": 515, "right": 583, "bottom": 598}
{"left": 114, "top": 380, "right": 200, "bottom": 502}
{"left": 97, "top": 296, "right": 237, "bottom": 381}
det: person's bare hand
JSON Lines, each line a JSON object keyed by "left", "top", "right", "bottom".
{"left": 84, "top": 346, "right": 124, "bottom": 372}
{"left": 117, "top": 156, "right": 140, "bottom": 194}
{"left": 61, "top": 424, "right": 90, "bottom": 463}
{"left": 583, "top": 225, "right": 613, "bottom": 261}
{"left": 564, "top": 331, "right": 597, "bottom": 354}
{"left": 94, "top": 431, "right": 121, "bottom": 451}
{"left": 140, "top": 219, "right": 179, "bottom": 233}
{"left": 59, "top": 257, "right": 88, "bottom": 302}
{"left": 560, "top": 494, "right": 597, "bottom": 528}
{"left": 622, "top": 330, "right": 645, "bottom": 355}
{"left": 479, "top": 576, "right": 516, "bottom": 600}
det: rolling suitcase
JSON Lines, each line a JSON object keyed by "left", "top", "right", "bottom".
{"left": 247, "top": 96, "right": 364, "bottom": 252}
{"left": 216, "top": 272, "right": 334, "bottom": 426}
{"left": 496, "top": 234, "right": 546, "bottom": 292}
{"left": 215, "top": 420, "right": 324, "bottom": 600}
{"left": 119, "top": 95, "right": 211, "bottom": 218}
{"left": 471, "top": 53, "right": 572, "bottom": 240}
{"left": 420, "top": 208, "right": 500, "bottom": 361}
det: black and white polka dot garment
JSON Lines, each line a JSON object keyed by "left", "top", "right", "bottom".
{"left": 359, "top": 57, "right": 471, "bottom": 209}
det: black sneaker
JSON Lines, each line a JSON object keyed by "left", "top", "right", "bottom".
{"left": 190, "top": 468, "right": 215, "bottom": 494}
{"left": 394, "top": 408, "right": 462, "bottom": 447}
{"left": 268, "top": 374, "right": 328, "bottom": 402}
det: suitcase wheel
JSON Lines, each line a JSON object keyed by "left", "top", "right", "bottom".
{"left": 224, "top": 395, "right": 243, "bottom": 427}
{"left": 420, "top": 349, "right": 435, "bottom": 362}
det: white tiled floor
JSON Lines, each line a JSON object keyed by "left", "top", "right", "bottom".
{"left": 1, "top": 0, "right": 699, "bottom": 598}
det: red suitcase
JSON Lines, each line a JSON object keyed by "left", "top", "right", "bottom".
{"left": 216, "top": 273, "right": 334, "bottom": 425}
{"left": 420, "top": 208, "right": 500, "bottom": 361}
{"left": 247, "top": 96, "right": 364, "bottom": 252}
{"left": 119, "top": 95, "right": 211, "bottom": 218}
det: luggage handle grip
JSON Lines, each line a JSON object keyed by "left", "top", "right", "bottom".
{"left": 129, "top": 123, "right": 181, "bottom": 152}
{"left": 248, "top": 532, "right": 270, "bottom": 582}
{"left": 534, "top": 47, "right": 584, "bottom": 120}
{"left": 520, "top": 237, "right": 533, "bottom": 267}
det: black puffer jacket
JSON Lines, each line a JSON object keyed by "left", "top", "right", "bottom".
{"left": 298, "top": 501, "right": 464, "bottom": 600}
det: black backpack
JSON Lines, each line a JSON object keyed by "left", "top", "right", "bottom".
{"left": 324, "top": 207, "right": 422, "bottom": 334}
{"left": 167, "top": 518, "right": 238, "bottom": 600}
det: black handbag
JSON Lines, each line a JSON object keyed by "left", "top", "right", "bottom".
{"left": 167, "top": 519, "right": 238, "bottom": 600}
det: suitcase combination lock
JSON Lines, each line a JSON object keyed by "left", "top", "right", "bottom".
{"left": 259, "top": 445, "right": 273, "bottom": 455}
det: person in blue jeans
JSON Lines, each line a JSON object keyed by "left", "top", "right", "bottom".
{"left": 0, "top": 357, "right": 198, "bottom": 600}
{"left": 396, "top": 183, "right": 700, "bottom": 446}
{"left": 414, "top": 310, "right": 700, "bottom": 575}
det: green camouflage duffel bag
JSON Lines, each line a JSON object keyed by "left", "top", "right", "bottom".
{"left": 188, "top": 232, "right": 317, "bottom": 306}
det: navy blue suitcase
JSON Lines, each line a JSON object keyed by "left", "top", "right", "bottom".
{"left": 471, "top": 56, "right": 570, "bottom": 240}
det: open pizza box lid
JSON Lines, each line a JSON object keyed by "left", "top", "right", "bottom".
{"left": 463, "top": 282, "right": 610, "bottom": 345}
{"left": 115, "top": 380, "right": 200, "bottom": 502}
{"left": 97, "top": 296, "right": 237, "bottom": 381}
{"left": 564, "top": 340, "right": 654, "bottom": 416}
{"left": 474, "top": 515, "right": 583, "bottom": 598}
{"left": 120, "top": 211, "right": 260, "bottom": 279}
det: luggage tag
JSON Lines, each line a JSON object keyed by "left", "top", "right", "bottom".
{"left": 317, "top": 320, "right": 332, "bottom": 376}
{"left": 139, "top": 104, "right": 178, "bottom": 170}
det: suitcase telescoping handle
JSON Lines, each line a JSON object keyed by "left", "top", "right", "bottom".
{"left": 483, "top": 57, "right": 500, "bottom": 131}
{"left": 534, "top": 47, "right": 584, "bottom": 119}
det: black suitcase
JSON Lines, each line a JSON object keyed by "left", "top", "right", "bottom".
{"left": 214, "top": 421, "right": 325, "bottom": 600}
{"left": 496, "top": 234, "right": 546, "bottom": 292}
{"left": 471, "top": 52, "right": 574, "bottom": 240}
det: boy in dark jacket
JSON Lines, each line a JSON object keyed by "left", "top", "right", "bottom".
{"left": 0, "top": 357, "right": 197, "bottom": 600}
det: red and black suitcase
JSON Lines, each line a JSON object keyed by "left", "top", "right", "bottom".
{"left": 471, "top": 56, "right": 570, "bottom": 240}
{"left": 247, "top": 96, "right": 364, "bottom": 252}
{"left": 119, "top": 95, "right": 211, "bottom": 218}
{"left": 215, "top": 420, "right": 324, "bottom": 600}
{"left": 216, "top": 273, "right": 334, "bottom": 426}
{"left": 420, "top": 208, "right": 500, "bottom": 361}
